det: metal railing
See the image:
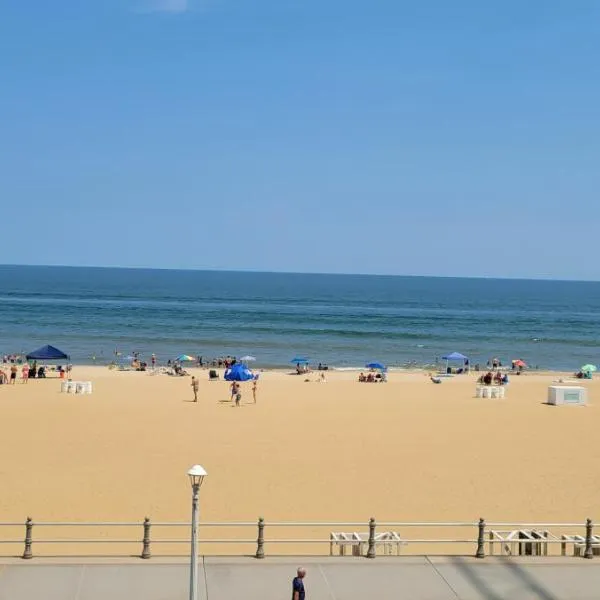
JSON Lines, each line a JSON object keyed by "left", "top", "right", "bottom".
{"left": 0, "top": 517, "right": 597, "bottom": 560}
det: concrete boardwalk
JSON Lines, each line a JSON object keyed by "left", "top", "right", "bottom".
{"left": 0, "top": 556, "right": 599, "bottom": 600}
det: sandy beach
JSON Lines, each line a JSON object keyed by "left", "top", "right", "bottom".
{"left": 0, "top": 366, "right": 598, "bottom": 555}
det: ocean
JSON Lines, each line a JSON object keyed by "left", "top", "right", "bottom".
{"left": 0, "top": 265, "right": 598, "bottom": 370}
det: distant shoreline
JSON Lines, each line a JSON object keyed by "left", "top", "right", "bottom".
{"left": 1, "top": 262, "right": 600, "bottom": 283}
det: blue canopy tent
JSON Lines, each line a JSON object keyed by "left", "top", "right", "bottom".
{"left": 26, "top": 345, "right": 69, "bottom": 361}
{"left": 224, "top": 363, "right": 255, "bottom": 382}
{"left": 441, "top": 352, "right": 468, "bottom": 374}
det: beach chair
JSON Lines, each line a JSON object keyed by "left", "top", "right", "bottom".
{"left": 209, "top": 369, "right": 219, "bottom": 381}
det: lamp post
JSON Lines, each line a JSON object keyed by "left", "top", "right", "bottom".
{"left": 188, "top": 464, "right": 207, "bottom": 600}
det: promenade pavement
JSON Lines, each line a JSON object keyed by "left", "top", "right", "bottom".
{"left": 0, "top": 556, "right": 599, "bottom": 599}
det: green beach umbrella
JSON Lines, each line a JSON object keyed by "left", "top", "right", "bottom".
{"left": 581, "top": 364, "right": 597, "bottom": 373}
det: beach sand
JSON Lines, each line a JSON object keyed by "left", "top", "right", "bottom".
{"left": 0, "top": 366, "right": 598, "bottom": 556}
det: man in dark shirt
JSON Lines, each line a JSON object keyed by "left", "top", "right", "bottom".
{"left": 292, "top": 567, "right": 306, "bottom": 600}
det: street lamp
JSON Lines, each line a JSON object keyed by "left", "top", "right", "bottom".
{"left": 188, "top": 464, "right": 207, "bottom": 600}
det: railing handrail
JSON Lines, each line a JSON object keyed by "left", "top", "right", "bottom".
{"left": 0, "top": 520, "right": 589, "bottom": 527}
{"left": 1, "top": 517, "right": 596, "bottom": 561}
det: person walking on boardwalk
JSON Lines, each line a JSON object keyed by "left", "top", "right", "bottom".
{"left": 191, "top": 376, "right": 199, "bottom": 402}
{"left": 292, "top": 567, "right": 306, "bottom": 600}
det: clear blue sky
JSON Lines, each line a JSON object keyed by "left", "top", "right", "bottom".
{"left": 1, "top": 0, "right": 599, "bottom": 279}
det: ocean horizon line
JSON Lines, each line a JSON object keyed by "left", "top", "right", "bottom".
{"left": 1, "top": 263, "right": 599, "bottom": 284}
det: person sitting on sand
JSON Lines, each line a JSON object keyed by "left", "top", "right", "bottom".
{"left": 358, "top": 372, "right": 366, "bottom": 382}
{"left": 483, "top": 371, "right": 493, "bottom": 385}
{"left": 493, "top": 372, "right": 503, "bottom": 385}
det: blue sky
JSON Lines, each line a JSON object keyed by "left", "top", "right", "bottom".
{"left": 1, "top": 0, "right": 599, "bottom": 279}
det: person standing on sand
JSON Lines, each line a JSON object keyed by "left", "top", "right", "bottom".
{"left": 292, "top": 567, "right": 306, "bottom": 600}
{"left": 252, "top": 379, "right": 257, "bottom": 403}
{"left": 230, "top": 381, "right": 242, "bottom": 406}
{"left": 21, "top": 364, "right": 29, "bottom": 384}
{"left": 10, "top": 364, "right": 17, "bottom": 384}
{"left": 191, "top": 376, "right": 199, "bottom": 402}
{"left": 230, "top": 380, "right": 239, "bottom": 402}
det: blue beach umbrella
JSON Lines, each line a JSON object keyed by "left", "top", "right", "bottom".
{"left": 366, "top": 362, "right": 386, "bottom": 370}
{"left": 291, "top": 357, "right": 309, "bottom": 364}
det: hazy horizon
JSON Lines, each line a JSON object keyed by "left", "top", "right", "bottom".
{"left": 3, "top": 262, "right": 600, "bottom": 284}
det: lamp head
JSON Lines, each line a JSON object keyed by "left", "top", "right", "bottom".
{"left": 187, "top": 464, "right": 207, "bottom": 488}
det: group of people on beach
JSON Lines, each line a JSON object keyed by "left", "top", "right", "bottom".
{"left": 0, "top": 361, "right": 51, "bottom": 384}
{"left": 2, "top": 354, "right": 24, "bottom": 365}
{"left": 189, "top": 376, "right": 258, "bottom": 406}
{"left": 477, "top": 371, "right": 509, "bottom": 386}
{"left": 358, "top": 372, "right": 386, "bottom": 383}
{"left": 229, "top": 379, "right": 258, "bottom": 406}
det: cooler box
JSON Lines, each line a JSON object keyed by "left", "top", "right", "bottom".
{"left": 547, "top": 386, "right": 587, "bottom": 406}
